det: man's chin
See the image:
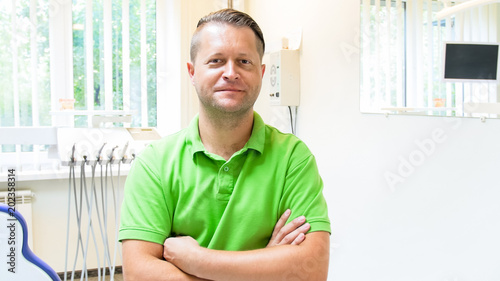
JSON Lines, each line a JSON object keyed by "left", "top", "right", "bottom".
{"left": 207, "top": 104, "right": 254, "bottom": 118}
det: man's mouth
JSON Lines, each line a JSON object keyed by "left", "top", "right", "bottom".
{"left": 215, "top": 88, "right": 243, "bottom": 93}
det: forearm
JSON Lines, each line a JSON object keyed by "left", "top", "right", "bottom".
{"left": 196, "top": 243, "right": 327, "bottom": 281}
{"left": 122, "top": 240, "right": 211, "bottom": 281}
{"left": 124, "top": 257, "right": 208, "bottom": 281}
{"left": 168, "top": 232, "right": 330, "bottom": 281}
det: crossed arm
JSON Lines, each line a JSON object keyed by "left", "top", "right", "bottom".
{"left": 122, "top": 210, "right": 330, "bottom": 281}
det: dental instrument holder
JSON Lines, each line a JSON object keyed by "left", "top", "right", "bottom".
{"left": 57, "top": 127, "right": 160, "bottom": 281}
{"left": 57, "top": 127, "right": 159, "bottom": 166}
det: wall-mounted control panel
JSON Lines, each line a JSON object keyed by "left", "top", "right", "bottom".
{"left": 269, "top": 49, "right": 300, "bottom": 106}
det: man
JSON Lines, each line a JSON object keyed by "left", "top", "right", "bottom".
{"left": 119, "top": 9, "right": 330, "bottom": 281}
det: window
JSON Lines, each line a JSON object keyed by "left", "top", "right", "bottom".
{"left": 360, "top": 0, "right": 500, "bottom": 117}
{"left": 0, "top": 0, "right": 51, "bottom": 153}
{"left": 0, "top": 0, "right": 161, "bottom": 173}
{"left": 71, "top": 0, "right": 157, "bottom": 128}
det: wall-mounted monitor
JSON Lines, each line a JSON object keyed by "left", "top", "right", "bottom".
{"left": 443, "top": 42, "right": 499, "bottom": 82}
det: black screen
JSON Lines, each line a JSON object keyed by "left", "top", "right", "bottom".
{"left": 444, "top": 43, "right": 499, "bottom": 80}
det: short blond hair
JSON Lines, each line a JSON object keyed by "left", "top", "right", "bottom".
{"left": 190, "top": 9, "right": 265, "bottom": 62}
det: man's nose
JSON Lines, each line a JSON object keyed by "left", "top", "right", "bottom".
{"left": 222, "top": 61, "right": 240, "bottom": 80}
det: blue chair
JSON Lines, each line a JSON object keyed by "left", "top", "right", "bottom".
{"left": 0, "top": 203, "right": 61, "bottom": 280}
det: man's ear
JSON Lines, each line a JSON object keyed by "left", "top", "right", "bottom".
{"left": 187, "top": 62, "right": 195, "bottom": 85}
{"left": 261, "top": 64, "right": 266, "bottom": 78}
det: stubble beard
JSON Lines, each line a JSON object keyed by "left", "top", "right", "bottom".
{"left": 198, "top": 89, "right": 258, "bottom": 129}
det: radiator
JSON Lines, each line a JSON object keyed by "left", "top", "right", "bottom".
{"left": 0, "top": 190, "right": 34, "bottom": 248}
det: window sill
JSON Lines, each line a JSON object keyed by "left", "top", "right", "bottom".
{"left": 381, "top": 107, "right": 456, "bottom": 113}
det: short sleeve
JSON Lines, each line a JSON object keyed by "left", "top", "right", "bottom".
{"left": 118, "top": 146, "right": 173, "bottom": 244}
{"left": 280, "top": 150, "right": 331, "bottom": 234}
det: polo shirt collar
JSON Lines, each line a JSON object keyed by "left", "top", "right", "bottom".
{"left": 187, "top": 112, "right": 265, "bottom": 158}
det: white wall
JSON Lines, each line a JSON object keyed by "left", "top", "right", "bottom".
{"left": 248, "top": 1, "right": 500, "bottom": 280}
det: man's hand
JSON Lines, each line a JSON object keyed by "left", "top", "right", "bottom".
{"left": 163, "top": 236, "right": 201, "bottom": 274}
{"left": 266, "top": 209, "right": 311, "bottom": 247}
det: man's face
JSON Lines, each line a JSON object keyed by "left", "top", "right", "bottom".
{"left": 188, "top": 23, "right": 266, "bottom": 117}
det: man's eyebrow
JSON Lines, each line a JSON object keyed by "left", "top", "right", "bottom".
{"left": 208, "top": 52, "right": 224, "bottom": 56}
{"left": 206, "top": 52, "right": 255, "bottom": 57}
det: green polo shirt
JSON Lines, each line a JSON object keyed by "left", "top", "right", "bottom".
{"left": 119, "top": 112, "right": 330, "bottom": 251}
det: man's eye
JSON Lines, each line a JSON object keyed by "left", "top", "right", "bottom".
{"left": 241, "top": 59, "right": 251, "bottom": 64}
{"left": 209, "top": 59, "right": 222, "bottom": 64}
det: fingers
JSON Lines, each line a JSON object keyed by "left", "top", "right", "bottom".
{"left": 278, "top": 220, "right": 310, "bottom": 246}
{"left": 276, "top": 215, "right": 306, "bottom": 241}
{"left": 271, "top": 209, "right": 291, "bottom": 239}
{"left": 267, "top": 209, "right": 310, "bottom": 247}
{"left": 291, "top": 232, "right": 306, "bottom": 245}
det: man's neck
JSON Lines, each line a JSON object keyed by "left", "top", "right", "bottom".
{"left": 198, "top": 109, "right": 254, "bottom": 161}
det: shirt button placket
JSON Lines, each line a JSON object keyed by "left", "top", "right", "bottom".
{"left": 217, "top": 163, "right": 233, "bottom": 200}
